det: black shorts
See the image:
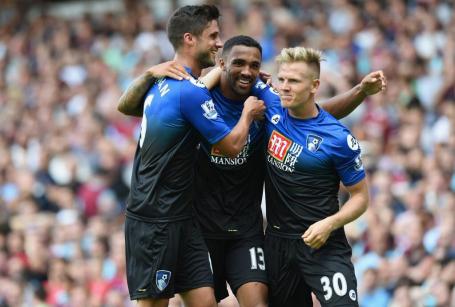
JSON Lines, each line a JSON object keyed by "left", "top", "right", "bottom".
{"left": 265, "top": 234, "right": 359, "bottom": 307}
{"left": 205, "top": 235, "right": 268, "bottom": 302}
{"left": 125, "top": 217, "right": 213, "bottom": 300}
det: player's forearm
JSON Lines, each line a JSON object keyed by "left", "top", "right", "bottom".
{"left": 117, "top": 72, "right": 156, "bottom": 117}
{"left": 319, "top": 84, "right": 366, "bottom": 120}
{"left": 215, "top": 113, "right": 253, "bottom": 158}
{"left": 200, "top": 67, "right": 221, "bottom": 90}
{"left": 326, "top": 191, "right": 369, "bottom": 231}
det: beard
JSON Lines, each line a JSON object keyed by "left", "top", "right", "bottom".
{"left": 196, "top": 49, "right": 216, "bottom": 69}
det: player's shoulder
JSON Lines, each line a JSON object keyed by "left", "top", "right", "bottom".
{"left": 183, "top": 77, "right": 208, "bottom": 90}
{"left": 319, "top": 108, "right": 348, "bottom": 133}
{"left": 178, "top": 77, "right": 210, "bottom": 98}
{"left": 158, "top": 76, "right": 207, "bottom": 91}
{"left": 150, "top": 76, "right": 181, "bottom": 95}
{"left": 333, "top": 125, "right": 361, "bottom": 154}
{"left": 319, "top": 109, "right": 359, "bottom": 149}
{"left": 253, "top": 80, "right": 281, "bottom": 110}
{"left": 254, "top": 80, "right": 280, "bottom": 94}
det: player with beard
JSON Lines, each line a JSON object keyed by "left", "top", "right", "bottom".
{"left": 118, "top": 7, "right": 265, "bottom": 307}
{"left": 194, "top": 36, "right": 384, "bottom": 307}
{"left": 120, "top": 34, "right": 385, "bottom": 307}
{"left": 193, "top": 36, "right": 268, "bottom": 306}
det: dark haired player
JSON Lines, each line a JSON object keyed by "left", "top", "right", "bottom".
{"left": 118, "top": 6, "right": 265, "bottom": 307}
{"left": 120, "top": 33, "right": 385, "bottom": 306}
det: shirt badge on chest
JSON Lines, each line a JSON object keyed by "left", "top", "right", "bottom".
{"left": 306, "top": 134, "right": 323, "bottom": 153}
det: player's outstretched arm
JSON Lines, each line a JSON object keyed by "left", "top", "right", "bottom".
{"left": 320, "top": 70, "right": 387, "bottom": 119}
{"left": 117, "top": 61, "right": 190, "bottom": 117}
{"left": 302, "top": 179, "right": 369, "bottom": 249}
{"left": 214, "top": 96, "right": 265, "bottom": 157}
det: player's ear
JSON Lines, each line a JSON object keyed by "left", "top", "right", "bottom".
{"left": 183, "top": 32, "right": 196, "bottom": 47}
{"left": 219, "top": 57, "right": 226, "bottom": 70}
{"left": 310, "top": 79, "right": 320, "bottom": 94}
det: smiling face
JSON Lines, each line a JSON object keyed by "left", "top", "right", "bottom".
{"left": 194, "top": 20, "right": 223, "bottom": 69}
{"left": 220, "top": 45, "right": 262, "bottom": 99}
{"left": 277, "top": 62, "right": 319, "bottom": 111}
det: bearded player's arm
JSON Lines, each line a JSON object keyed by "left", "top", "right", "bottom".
{"left": 117, "top": 61, "right": 190, "bottom": 117}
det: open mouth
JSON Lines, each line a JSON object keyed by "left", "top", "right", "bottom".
{"left": 237, "top": 78, "right": 253, "bottom": 89}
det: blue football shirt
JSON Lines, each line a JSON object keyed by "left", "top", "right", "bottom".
{"left": 252, "top": 81, "right": 366, "bottom": 240}
{"left": 194, "top": 86, "right": 265, "bottom": 239}
{"left": 126, "top": 71, "right": 231, "bottom": 222}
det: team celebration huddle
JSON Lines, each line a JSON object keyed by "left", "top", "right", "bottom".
{"left": 119, "top": 4, "right": 387, "bottom": 307}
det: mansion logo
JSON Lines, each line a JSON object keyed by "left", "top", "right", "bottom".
{"left": 267, "top": 130, "right": 303, "bottom": 173}
{"left": 210, "top": 136, "right": 250, "bottom": 166}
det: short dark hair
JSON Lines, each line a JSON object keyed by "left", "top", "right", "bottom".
{"left": 167, "top": 5, "right": 220, "bottom": 50}
{"left": 222, "top": 35, "right": 262, "bottom": 58}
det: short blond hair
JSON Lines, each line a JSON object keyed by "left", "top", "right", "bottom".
{"left": 276, "top": 47, "right": 323, "bottom": 78}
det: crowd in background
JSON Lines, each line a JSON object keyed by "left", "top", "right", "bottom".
{"left": 0, "top": 0, "right": 453, "bottom": 306}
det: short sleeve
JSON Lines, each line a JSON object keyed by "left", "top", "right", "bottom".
{"left": 251, "top": 79, "right": 281, "bottom": 108}
{"left": 250, "top": 79, "right": 283, "bottom": 124}
{"left": 332, "top": 132, "right": 366, "bottom": 186}
{"left": 180, "top": 80, "right": 231, "bottom": 144}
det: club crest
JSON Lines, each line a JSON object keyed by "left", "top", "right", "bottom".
{"left": 156, "top": 270, "right": 171, "bottom": 291}
{"left": 306, "top": 134, "right": 323, "bottom": 153}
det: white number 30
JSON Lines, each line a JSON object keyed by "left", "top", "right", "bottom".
{"left": 320, "top": 272, "right": 347, "bottom": 301}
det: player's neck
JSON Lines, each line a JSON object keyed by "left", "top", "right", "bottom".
{"left": 173, "top": 53, "right": 202, "bottom": 78}
{"left": 288, "top": 100, "right": 318, "bottom": 120}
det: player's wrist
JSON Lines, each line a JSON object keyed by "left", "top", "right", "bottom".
{"left": 144, "top": 69, "right": 159, "bottom": 80}
{"left": 325, "top": 216, "right": 338, "bottom": 232}
{"left": 241, "top": 108, "right": 255, "bottom": 123}
{"left": 357, "top": 83, "right": 370, "bottom": 98}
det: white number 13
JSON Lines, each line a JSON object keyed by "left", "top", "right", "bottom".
{"left": 249, "top": 247, "right": 265, "bottom": 270}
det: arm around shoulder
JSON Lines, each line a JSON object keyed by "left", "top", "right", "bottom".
{"left": 117, "top": 71, "right": 156, "bottom": 117}
{"left": 118, "top": 61, "right": 190, "bottom": 117}
{"left": 200, "top": 67, "right": 221, "bottom": 90}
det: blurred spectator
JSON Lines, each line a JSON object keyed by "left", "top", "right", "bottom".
{"left": 359, "top": 268, "right": 391, "bottom": 307}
